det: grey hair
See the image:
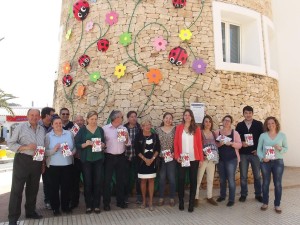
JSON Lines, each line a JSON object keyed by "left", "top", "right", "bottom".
{"left": 110, "top": 110, "right": 122, "bottom": 122}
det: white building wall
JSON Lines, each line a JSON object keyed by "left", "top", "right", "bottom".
{"left": 272, "top": 0, "right": 300, "bottom": 166}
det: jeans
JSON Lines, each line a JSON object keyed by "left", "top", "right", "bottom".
{"left": 239, "top": 154, "right": 262, "bottom": 197}
{"left": 178, "top": 161, "right": 199, "bottom": 202}
{"left": 82, "top": 159, "right": 104, "bottom": 209}
{"left": 196, "top": 160, "right": 216, "bottom": 199}
{"left": 260, "top": 159, "right": 284, "bottom": 207}
{"left": 217, "top": 158, "right": 238, "bottom": 202}
{"left": 159, "top": 159, "right": 176, "bottom": 199}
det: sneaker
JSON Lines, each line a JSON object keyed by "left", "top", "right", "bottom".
{"left": 275, "top": 206, "right": 282, "bottom": 214}
{"left": 158, "top": 198, "right": 164, "bottom": 206}
{"left": 260, "top": 204, "right": 268, "bottom": 211}
{"left": 207, "top": 198, "right": 218, "bottom": 206}
{"left": 255, "top": 196, "right": 263, "bottom": 203}
{"left": 45, "top": 203, "right": 52, "bottom": 210}
{"left": 226, "top": 201, "right": 234, "bottom": 207}
{"left": 169, "top": 199, "right": 175, "bottom": 207}
{"left": 216, "top": 197, "right": 225, "bottom": 202}
{"left": 239, "top": 196, "right": 246, "bottom": 202}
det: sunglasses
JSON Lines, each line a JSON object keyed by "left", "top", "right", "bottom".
{"left": 61, "top": 113, "right": 70, "bottom": 116}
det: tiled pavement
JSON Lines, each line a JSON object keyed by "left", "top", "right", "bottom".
{"left": 0, "top": 167, "right": 299, "bottom": 225}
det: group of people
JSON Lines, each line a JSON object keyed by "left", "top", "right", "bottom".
{"left": 7, "top": 106, "right": 288, "bottom": 225}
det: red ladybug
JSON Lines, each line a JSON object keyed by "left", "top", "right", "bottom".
{"left": 97, "top": 39, "right": 109, "bottom": 52}
{"left": 169, "top": 46, "right": 188, "bottom": 66}
{"left": 73, "top": 1, "right": 90, "bottom": 21}
{"left": 78, "top": 54, "right": 90, "bottom": 68}
{"left": 62, "top": 75, "right": 73, "bottom": 87}
{"left": 172, "top": 0, "right": 186, "bottom": 8}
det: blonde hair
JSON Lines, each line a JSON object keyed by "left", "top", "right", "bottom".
{"left": 140, "top": 119, "right": 152, "bottom": 127}
{"left": 86, "top": 111, "right": 98, "bottom": 125}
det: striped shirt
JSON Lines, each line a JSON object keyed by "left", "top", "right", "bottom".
{"left": 8, "top": 122, "right": 46, "bottom": 156}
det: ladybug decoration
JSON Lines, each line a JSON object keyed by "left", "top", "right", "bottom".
{"left": 78, "top": 54, "right": 90, "bottom": 68}
{"left": 169, "top": 46, "right": 188, "bottom": 66}
{"left": 97, "top": 39, "right": 109, "bottom": 52}
{"left": 73, "top": 1, "right": 90, "bottom": 21}
{"left": 172, "top": 0, "right": 186, "bottom": 8}
{"left": 62, "top": 75, "right": 73, "bottom": 87}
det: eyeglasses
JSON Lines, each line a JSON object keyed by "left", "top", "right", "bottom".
{"left": 61, "top": 113, "right": 70, "bottom": 116}
{"left": 223, "top": 119, "right": 231, "bottom": 122}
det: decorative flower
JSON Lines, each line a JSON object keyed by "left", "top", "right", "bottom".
{"left": 89, "top": 72, "right": 101, "bottom": 83}
{"left": 153, "top": 37, "right": 167, "bottom": 51}
{"left": 114, "top": 64, "right": 127, "bottom": 78}
{"left": 85, "top": 21, "right": 94, "bottom": 32}
{"left": 77, "top": 85, "right": 85, "bottom": 98}
{"left": 63, "top": 62, "right": 71, "bottom": 75}
{"left": 146, "top": 69, "right": 162, "bottom": 84}
{"left": 119, "top": 32, "right": 132, "bottom": 46}
{"left": 192, "top": 59, "right": 207, "bottom": 74}
{"left": 65, "top": 29, "right": 72, "bottom": 40}
{"left": 105, "top": 11, "right": 119, "bottom": 26}
{"left": 179, "top": 29, "right": 192, "bottom": 41}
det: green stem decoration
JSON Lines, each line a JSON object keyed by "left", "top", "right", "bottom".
{"left": 182, "top": 75, "right": 200, "bottom": 109}
{"left": 128, "top": 0, "right": 142, "bottom": 33}
{"left": 187, "top": 0, "right": 205, "bottom": 29}
{"left": 83, "top": 23, "right": 103, "bottom": 54}
{"left": 186, "top": 43, "right": 196, "bottom": 60}
{"left": 125, "top": 47, "right": 148, "bottom": 71}
{"left": 138, "top": 84, "right": 156, "bottom": 118}
{"left": 70, "top": 22, "right": 84, "bottom": 66}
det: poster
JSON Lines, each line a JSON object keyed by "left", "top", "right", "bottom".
{"left": 190, "top": 103, "right": 205, "bottom": 123}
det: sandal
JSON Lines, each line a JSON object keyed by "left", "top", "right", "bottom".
{"left": 170, "top": 199, "right": 175, "bottom": 207}
{"left": 140, "top": 204, "right": 146, "bottom": 209}
{"left": 149, "top": 205, "right": 154, "bottom": 211}
{"left": 158, "top": 198, "right": 164, "bottom": 206}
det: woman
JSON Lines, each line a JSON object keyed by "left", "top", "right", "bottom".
{"left": 75, "top": 111, "right": 105, "bottom": 214}
{"left": 156, "top": 112, "right": 176, "bottom": 207}
{"left": 174, "top": 109, "right": 204, "bottom": 212}
{"left": 45, "top": 115, "right": 75, "bottom": 216}
{"left": 257, "top": 116, "right": 288, "bottom": 214}
{"left": 135, "top": 120, "right": 161, "bottom": 211}
{"left": 195, "top": 115, "right": 219, "bottom": 207}
{"left": 215, "top": 115, "right": 242, "bottom": 207}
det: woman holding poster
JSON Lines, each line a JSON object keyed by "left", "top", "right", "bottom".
{"left": 257, "top": 116, "right": 288, "bottom": 214}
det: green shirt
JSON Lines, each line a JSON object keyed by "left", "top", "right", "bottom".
{"left": 257, "top": 132, "right": 288, "bottom": 161}
{"left": 85, "top": 127, "right": 104, "bottom": 161}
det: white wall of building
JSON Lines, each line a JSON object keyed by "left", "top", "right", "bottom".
{"left": 272, "top": 0, "right": 300, "bottom": 166}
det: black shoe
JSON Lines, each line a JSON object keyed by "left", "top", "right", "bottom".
{"left": 216, "top": 197, "right": 225, "bottom": 202}
{"left": 104, "top": 205, "right": 111, "bottom": 211}
{"left": 255, "top": 196, "right": 263, "bottom": 203}
{"left": 53, "top": 209, "right": 61, "bottom": 216}
{"left": 179, "top": 200, "right": 184, "bottom": 211}
{"left": 94, "top": 208, "right": 101, "bottom": 214}
{"left": 239, "top": 196, "right": 246, "bottom": 202}
{"left": 70, "top": 203, "right": 79, "bottom": 209}
{"left": 117, "top": 202, "right": 128, "bottom": 209}
{"left": 8, "top": 222, "right": 17, "bottom": 225}
{"left": 25, "top": 212, "right": 43, "bottom": 219}
{"left": 188, "top": 205, "right": 194, "bottom": 212}
{"left": 62, "top": 208, "right": 72, "bottom": 214}
{"left": 86, "top": 208, "right": 92, "bottom": 214}
{"left": 227, "top": 201, "right": 234, "bottom": 207}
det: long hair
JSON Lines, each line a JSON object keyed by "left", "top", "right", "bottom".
{"left": 201, "top": 115, "right": 213, "bottom": 131}
{"left": 182, "top": 109, "right": 197, "bottom": 134}
{"left": 160, "top": 112, "right": 173, "bottom": 126}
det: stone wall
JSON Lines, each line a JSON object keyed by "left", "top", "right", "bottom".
{"left": 54, "top": 0, "right": 279, "bottom": 127}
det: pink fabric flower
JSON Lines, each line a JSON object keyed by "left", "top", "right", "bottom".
{"left": 105, "top": 11, "right": 119, "bottom": 26}
{"left": 85, "top": 21, "right": 94, "bottom": 32}
{"left": 153, "top": 37, "right": 167, "bottom": 51}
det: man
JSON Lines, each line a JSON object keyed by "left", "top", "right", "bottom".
{"left": 8, "top": 109, "right": 46, "bottom": 225}
{"left": 70, "top": 115, "right": 85, "bottom": 209}
{"left": 38, "top": 107, "right": 55, "bottom": 210}
{"left": 123, "top": 111, "right": 142, "bottom": 204}
{"left": 59, "top": 108, "right": 74, "bottom": 130}
{"left": 102, "top": 110, "right": 131, "bottom": 211}
{"left": 236, "top": 106, "right": 263, "bottom": 203}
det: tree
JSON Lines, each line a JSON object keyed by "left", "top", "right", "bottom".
{"left": 0, "top": 89, "right": 17, "bottom": 115}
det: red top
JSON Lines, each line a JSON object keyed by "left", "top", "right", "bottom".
{"left": 174, "top": 124, "right": 204, "bottom": 161}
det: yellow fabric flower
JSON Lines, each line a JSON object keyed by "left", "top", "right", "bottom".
{"left": 179, "top": 29, "right": 192, "bottom": 41}
{"left": 114, "top": 64, "right": 126, "bottom": 78}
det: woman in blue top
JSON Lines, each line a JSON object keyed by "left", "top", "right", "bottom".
{"left": 257, "top": 116, "right": 288, "bottom": 214}
{"left": 45, "top": 116, "right": 75, "bottom": 216}
{"left": 75, "top": 111, "right": 106, "bottom": 214}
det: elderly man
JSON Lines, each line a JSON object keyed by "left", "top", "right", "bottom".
{"left": 70, "top": 115, "right": 85, "bottom": 209}
{"left": 103, "top": 110, "right": 130, "bottom": 211}
{"left": 39, "top": 107, "right": 55, "bottom": 210}
{"left": 8, "top": 109, "right": 46, "bottom": 225}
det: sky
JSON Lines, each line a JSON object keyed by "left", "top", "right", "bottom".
{"left": 0, "top": 1, "right": 62, "bottom": 107}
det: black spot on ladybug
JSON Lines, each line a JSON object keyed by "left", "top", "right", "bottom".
{"left": 101, "top": 43, "right": 104, "bottom": 46}
{"left": 101, "top": 48, "right": 105, "bottom": 51}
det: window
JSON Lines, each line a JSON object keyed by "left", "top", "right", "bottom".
{"left": 212, "top": 1, "right": 266, "bottom": 75}
{"left": 222, "top": 22, "right": 240, "bottom": 63}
